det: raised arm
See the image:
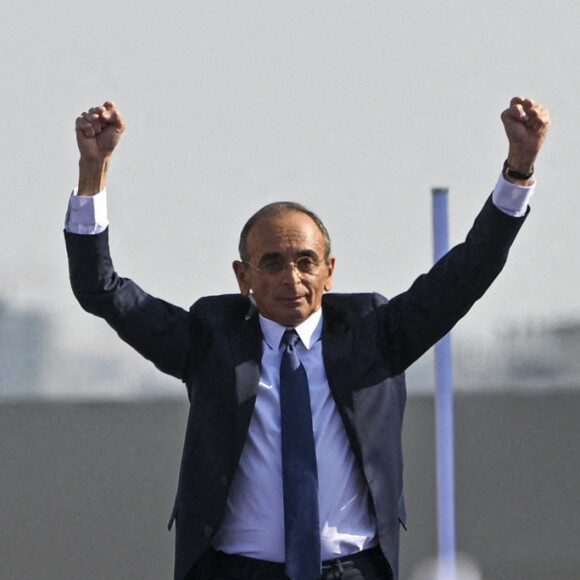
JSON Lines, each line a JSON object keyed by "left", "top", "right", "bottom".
{"left": 67, "top": 102, "right": 192, "bottom": 381}
{"left": 75, "top": 101, "right": 126, "bottom": 196}
{"left": 383, "top": 96, "right": 550, "bottom": 373}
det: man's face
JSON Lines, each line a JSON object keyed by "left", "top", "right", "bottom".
{"left": 233, "top": 210, "right": 335, "bottom": 327}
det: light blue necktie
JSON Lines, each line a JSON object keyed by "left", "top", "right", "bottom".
{"left": 280, "top": 329, "right": 321, "bottom": 580}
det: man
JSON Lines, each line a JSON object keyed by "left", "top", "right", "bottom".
{"left": 65, "top": 97, "right": 550, "bottom": 580}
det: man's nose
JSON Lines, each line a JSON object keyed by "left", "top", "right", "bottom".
{"left": 281, "top": 262, "right": 302, "bottom": 282}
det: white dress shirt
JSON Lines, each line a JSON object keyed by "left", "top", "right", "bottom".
{"left": 213, "top": 310, "right": 378, "bottom": 561}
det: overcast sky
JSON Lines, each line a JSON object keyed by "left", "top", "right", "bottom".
{"left": 2, "top": 1, "right": 578, "bottom": 395}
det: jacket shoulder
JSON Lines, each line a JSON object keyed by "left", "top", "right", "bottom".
{"left": 322, "top": 292, "right": 389, "bottom": 314}
{"left": 189, "top": 294, "right": 255, "bottom": 326}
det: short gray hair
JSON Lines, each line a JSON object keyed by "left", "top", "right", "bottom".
{"left": 238, "top": 201, "right": 332, "bottom": 263}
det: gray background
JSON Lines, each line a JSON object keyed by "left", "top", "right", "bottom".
{"left": 1, "top": 1, "right": 578, "bottom": 399}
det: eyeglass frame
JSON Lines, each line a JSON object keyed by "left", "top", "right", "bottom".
{"left": 243, "top": 255, "right": 323, "bottom": 277}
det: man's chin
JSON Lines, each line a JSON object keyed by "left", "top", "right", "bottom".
{"left": 263, "top": 306, "right": 310, "bottom": 327}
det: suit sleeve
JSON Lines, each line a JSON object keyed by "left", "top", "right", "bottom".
{"left": 381, "top": 195, "right": 528, "bottom": 374}
{"left": 65, "top": 228, "right": 192, "bottom": 381}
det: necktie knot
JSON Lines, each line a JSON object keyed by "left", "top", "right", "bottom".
{"left": 281, "top": 329, "right": 300, "bottom": 349}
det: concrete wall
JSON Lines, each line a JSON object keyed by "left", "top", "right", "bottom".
{"left": 400, "top": 392, "right": 580, "bottom": 580}
{"left": 1, "top": 392, "right": 578, "bottom": 579}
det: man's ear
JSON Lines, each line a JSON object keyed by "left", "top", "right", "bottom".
{"left": 324, "top": 256, "right": 336, "bottom": 292}
{"left": 233, "top": 260, "right": 251, "bottom": 295}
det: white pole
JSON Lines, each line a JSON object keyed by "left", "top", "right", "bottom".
{"left": 431, "top": 187, "right": 457, "bottom": 580}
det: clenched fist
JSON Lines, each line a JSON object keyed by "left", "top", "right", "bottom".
{"left": 75, "top": 101, "right": 126, "bottom": 196}
{"left": 501, "top": 97, "right": 550, "bottom": 183}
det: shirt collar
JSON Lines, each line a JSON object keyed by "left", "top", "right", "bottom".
{"left": 259, "top": 308, "right": 323, "bottom": 351}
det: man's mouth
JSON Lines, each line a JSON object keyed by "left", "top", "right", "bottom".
{"left": 281, "top": 295, "right": 304, "bottom": 303}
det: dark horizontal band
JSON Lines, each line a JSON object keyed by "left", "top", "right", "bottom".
{"left": 212, "top": 545, "right": 383, "bottom": 578}
{"left": 504, "top": 159, "right": 534, "bottom": 180}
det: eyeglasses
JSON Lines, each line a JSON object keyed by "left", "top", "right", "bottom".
{"left": 244, "top": 256, "right": 321, "bottom": 277}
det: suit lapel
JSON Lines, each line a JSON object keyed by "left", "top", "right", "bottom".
{"left": 228, "top": 310, "right": 263, "bottom": 470}
{"left": 321, "top": 297, "right": 352, "bottom": 397}
{"left": 321, "top": 300, "right": 363, "bottom": 459}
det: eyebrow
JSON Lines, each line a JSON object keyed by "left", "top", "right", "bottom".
{"left": 258, "top": 249, "right": 319, "bottom": 263}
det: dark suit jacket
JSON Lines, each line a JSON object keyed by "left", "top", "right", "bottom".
{"left": 65, "top": 196, "right": 527, "bottom": 580}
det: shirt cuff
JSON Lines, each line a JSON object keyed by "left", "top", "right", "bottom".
{"left": 65, "top": 188, "right": 109, "bottom": 234}
{"left": 492, "top": 172, "right": 535, "bottom": 218}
